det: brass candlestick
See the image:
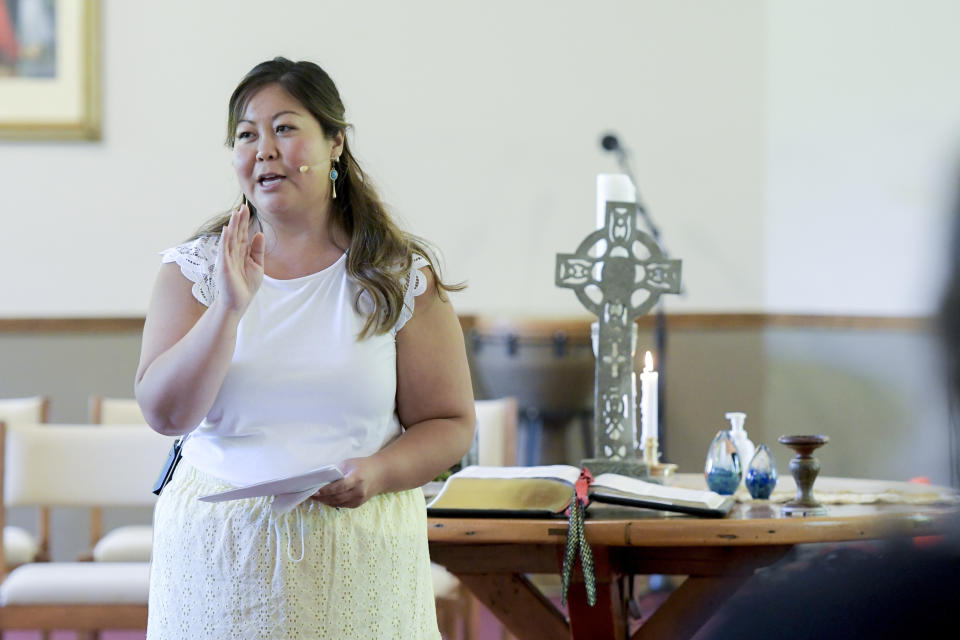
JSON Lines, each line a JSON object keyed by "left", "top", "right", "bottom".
{"left": 778, "top": 435, "right": 829, "bottom": 517}
{"left": 642, "top": 436, "right": 678, "bottom": 480}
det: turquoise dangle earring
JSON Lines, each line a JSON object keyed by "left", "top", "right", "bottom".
{"left": 329, "top": 158, "right": 339, "bottom": 199}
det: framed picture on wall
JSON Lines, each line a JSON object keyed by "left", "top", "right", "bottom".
{"left": 0, "top": 0, "right": 100, "bottom": 140}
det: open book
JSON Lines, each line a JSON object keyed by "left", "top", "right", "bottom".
{"left": 426, "top": 465, "right": 734, "bottom": 518}
{"left": 198, "top": 465, "right": 344, "bottom": 515}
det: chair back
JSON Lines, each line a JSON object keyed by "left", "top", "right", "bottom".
{"left": 474, "top": 397, "right": 518, "bottom": 467}
{"left": 89, "top": 396, "right": 146, "bottom": 425}
{"left": 0, "top": 398, "right": 51, "bottom": 563}
{"left": 0, "top": 397, "right": 49, "bottom": 425}
{"left": 3, "top": 423, "right": 170, "bottom": 508}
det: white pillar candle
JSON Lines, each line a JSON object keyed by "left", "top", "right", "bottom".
{"left": 639, "top": 350, "right": 658, "bottom": 444}
{"left": 596, "top": 174, "right": 636, "bottom": 229}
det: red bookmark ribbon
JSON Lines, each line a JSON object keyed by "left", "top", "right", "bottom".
{"left": 574, "top": 467, "right": 594, "bottom": 505}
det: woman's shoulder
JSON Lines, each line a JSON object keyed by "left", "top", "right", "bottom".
{"left": 159, "top": 234, "right": 221, "bottom": 307}
{"left": 392, "top": 253, "right": 433, "bottom": 334}
{"left": 160, "top": 234, "right": 221, "bottom": 265}
{"left": 405, "top": 252, "right": 431, "bottom": 295}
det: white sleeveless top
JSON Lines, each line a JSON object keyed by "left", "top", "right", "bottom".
{"left": 160, "top": 235, "right": 429, "bottom": 487}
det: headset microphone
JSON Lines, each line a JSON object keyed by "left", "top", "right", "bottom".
{"left": 298, "top": 161, "right": 339, "bottom": 198}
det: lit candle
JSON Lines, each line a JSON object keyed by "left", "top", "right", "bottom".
{"left": 639, "top": 350, "right": 658, "bottom": 445}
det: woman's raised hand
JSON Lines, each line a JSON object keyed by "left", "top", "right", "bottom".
{"left": 215, "top": 204, "right": 265, "bottom": 315}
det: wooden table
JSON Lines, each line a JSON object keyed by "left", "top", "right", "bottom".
{"left": 427, "top": 475, "right": 959, "bottom": 640}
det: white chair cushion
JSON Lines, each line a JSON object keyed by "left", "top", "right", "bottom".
{"left": 0, "top": 562, "right": 150, "bottom": 605}
{"left": 3, "top": 526, "right": 39, "bottom": 565}
{"left": 93, "top": 525, "right": 153, "bottom": 562}
{"left": 431, "top": 562, "right": 460, "bottom": 599}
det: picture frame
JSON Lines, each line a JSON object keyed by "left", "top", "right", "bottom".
{"left": 0, "top": 0, "right": 101, "bottom": 140}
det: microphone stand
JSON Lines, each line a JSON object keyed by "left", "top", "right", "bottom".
{"left": 609, "top": 147, "right": 673, "bottom": 461}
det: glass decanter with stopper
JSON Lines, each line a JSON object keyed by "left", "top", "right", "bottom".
{"left": 725, "top": 412, "right": 755, "bottom": 486}
{"left": 704, "top": 430, "right": 741, "bottom": 495}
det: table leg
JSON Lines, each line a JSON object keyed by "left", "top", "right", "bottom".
{"left": 565, "top": 547, "right": 627, "bottom": 640}
{"left": 629, "top": 574, "right": 751, "bottom": 640}
{"left": 456, "top": 572, "right": 569, "bottom": 640}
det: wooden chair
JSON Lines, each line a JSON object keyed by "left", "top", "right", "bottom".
{"left": 0, "top": 397, "right": 49, "bottom": 568}
{"left": 0, "top": 420, "right": 170, "bottom": 636}
{"left": 434, "top": 397, "right": 518, "bottom": 640}
{"left": 85, "top": 396, "right": 153, "bottom": 563}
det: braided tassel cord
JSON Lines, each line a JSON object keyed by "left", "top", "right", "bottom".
{"left": 576, "top": 496, "right": 596, "bottom": 606}
{"left": 560, "top": 485, "right": 597, "bottom": 607}
{"left": 560, "top": 490, "right": 581, "bottom": 606}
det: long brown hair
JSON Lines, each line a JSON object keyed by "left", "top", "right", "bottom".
{"left": 194, "top": 57, "right": 461, "bottom": 337}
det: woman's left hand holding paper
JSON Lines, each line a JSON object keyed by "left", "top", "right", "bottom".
{"left": 311, "top": 457, "right": 383, "bottom": 508}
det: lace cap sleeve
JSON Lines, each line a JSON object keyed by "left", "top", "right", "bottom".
{"left": 394, "top": 254, "right": 431, "bottom": 334}
{"left": 160, "top": 235, "right": 220, "bottom": 307}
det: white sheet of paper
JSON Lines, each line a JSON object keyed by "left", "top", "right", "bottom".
{"left": 198, "top": 465, "right": 344, "bottom": 515}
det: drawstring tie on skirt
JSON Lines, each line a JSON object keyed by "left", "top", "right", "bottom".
{"left": 272, "top": 502, "right": 306, "bottom": 563}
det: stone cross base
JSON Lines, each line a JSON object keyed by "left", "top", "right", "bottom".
{"left": 580, "top": 457, "right": 652, "bottom": 480}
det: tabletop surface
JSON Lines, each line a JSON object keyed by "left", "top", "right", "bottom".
{"left": 427, "top": 474, "right": 960, "bottom": 640}
{"left": 428, "top": 474, "right": 960, "bottom": 547}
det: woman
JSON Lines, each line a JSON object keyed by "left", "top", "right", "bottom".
{"left": 135, "top": 57, "right": 475, "bottom": 639}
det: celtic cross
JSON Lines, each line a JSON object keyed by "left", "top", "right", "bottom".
{"left": 556, "top": 201, "right": 682, "bottom": 461}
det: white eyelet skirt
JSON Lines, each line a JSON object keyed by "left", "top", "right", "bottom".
{"left": 147, "top": 462, "right": 440, "bottom": 639}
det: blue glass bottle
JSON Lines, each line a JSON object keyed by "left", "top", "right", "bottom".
{"left": 745, "top": 444, "right": 778, "bottom": 500}
{"left": 704, "top": 430, "right": 741, "bottom": 495}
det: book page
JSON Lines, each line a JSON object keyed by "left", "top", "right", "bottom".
{"left": 592, "top": 473, "right": 726, "bottom": 509}
{"left": 427, "top": 477, "right": 573, "bottom": 513}
{"left": 427, "top": 466, "right": 582, "bottom": 514}
{"left": 453, "top": 464, "right": 582, "bottom": 484}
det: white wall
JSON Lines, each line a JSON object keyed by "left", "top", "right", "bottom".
{"left": 0, "top": 0, "right": 764, "bottom": 316}
{"left": 765, "top": 0, "right": 960, "bottom": 315}
{"left": 1, "top": 0, "right": 956, "bottom": 318}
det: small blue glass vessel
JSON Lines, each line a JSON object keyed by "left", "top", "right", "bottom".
{"left": 704, "top": 430, "right": 741, "bottom": 495}
{"left": 745, "top": 444, "right": 778, "bottom": 500}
